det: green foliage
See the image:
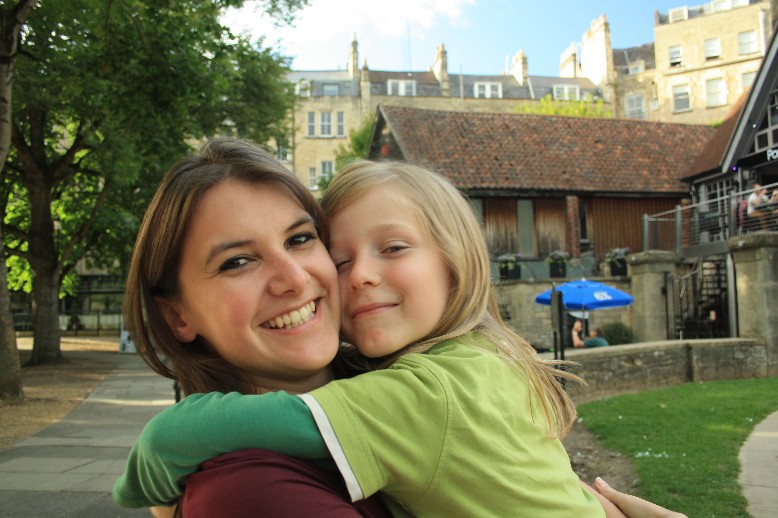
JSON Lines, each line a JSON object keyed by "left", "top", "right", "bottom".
{"left": 602, "top": 321, "right": 634, "bottom": 345}
{"left": 578, "top": 377, "right": 778, "bottom": 517}
{"left": 514, "top": 94, "right": 612, "bottom": 118}
{"left": 2, "top": 0, "right": 308, "bottom": 347}
{"left": 334, "top": 116, "right": 374, "bottom": 171}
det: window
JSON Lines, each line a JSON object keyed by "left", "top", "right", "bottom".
{"left": 552, "top": 85, "right": 580, "bottom": 101}
{"left": 322, "top": 84, "right": 339, "bottom": 96}
{"left": 320, "top": 161, "right": 333, "bottom": 185}
{"left": 706, "top": 78, "right": 726, "bottom": 107}
{"left": 739, "top": 31, "right": 757, "bottom": 55}
{"left": 625, "top": 93, "right": 645, "bottom": 120}
{"left": 336, "top": 112, "right": 345, "bottom": 137}
{"left": 387, "top": 79, "right": 416, "bottom": 96}
{"left": 704, "top": 38, "right": 721, "bottom": 60}
{"left": 628, "top": 62, "right": 644, "bottom": 75}
{"left": 742, "top": 71, "right": 757, "bottom": 89}
{"left": 754, "top": 90, "right": 778, "bottom": 152}
{"left": 320, "top": 112, "right": 332, "bottom": 137}
{"left": 669, "top": 45, "right": 683, "bottom": 67}
{"left": 673, "top": 84, "right": 691, "bottom": 112}
{"left": 307, "top": 112, "right": 315, "bottom": 136}
{"left": 276, "top": 138, "right": 290, "bottom": 162}
{"left": 474, "top": 82, "right": 503, "bottom": 98}
{"left": 295, "top": 80, "right": 311, "bottom": 97}
{"left": 308, "top": 167, "right": 318, "bottom": 189}
{"left": 669, "top": 7, "right": 688, "bottom": 22}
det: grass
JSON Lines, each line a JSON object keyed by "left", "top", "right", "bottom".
{"left": 577, "top": 376, "right": 778, "bottom": 518}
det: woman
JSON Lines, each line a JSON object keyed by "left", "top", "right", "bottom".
{"left": 121, "top": 136, "right": 388, "bottom": 516}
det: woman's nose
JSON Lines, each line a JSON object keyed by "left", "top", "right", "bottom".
{"left": 266, "top": 254, "right": 309, "bottom": 296}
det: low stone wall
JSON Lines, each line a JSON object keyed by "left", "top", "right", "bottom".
{"left": 550, "top": 337, "right": 769, "bottom": 403}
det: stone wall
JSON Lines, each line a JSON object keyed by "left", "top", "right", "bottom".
{"left": 557, "top": 337, "right": 768, "bottom": 403}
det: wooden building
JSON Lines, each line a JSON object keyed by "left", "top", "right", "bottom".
{"left": 367, "top": 104, "right": 715, "bottom": 262}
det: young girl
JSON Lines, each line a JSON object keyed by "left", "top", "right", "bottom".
{"left": 114, "top": 161, "right": 607, "bottom": 516}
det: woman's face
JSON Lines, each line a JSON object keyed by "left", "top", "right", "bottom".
{"left": 159, "top": 179, "right": 341, "bottom": 393}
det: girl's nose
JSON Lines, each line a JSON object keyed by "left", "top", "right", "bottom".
{"left": 347, "top": 255, "right": 381, "bottom": 290}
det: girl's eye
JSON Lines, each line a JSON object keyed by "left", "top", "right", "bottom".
{"left": 384, "top": 244, "right": 408, "bottom": 254}
{"left": 333, "top": 258, "right": 351, "bottom": 272}
{"left": 288, "top": 231, "right": 317, "bottom": 248}
{"left": 218, "top": 256, "right": 251, "bottom": 272}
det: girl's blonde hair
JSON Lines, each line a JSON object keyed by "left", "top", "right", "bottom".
{"left": 321, "top": 160, "right": 581, "bottom": 438}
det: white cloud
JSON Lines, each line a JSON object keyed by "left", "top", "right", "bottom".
{"left": 222, "top": 0, "right": 474, "bottom": 70}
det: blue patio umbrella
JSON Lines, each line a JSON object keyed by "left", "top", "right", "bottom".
{"left": 534, "top": 279, "right": 634, "bottom": 311}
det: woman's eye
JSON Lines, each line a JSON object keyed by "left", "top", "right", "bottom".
{"left": 219, "top": 256, "right": 251, "bottom": 272}
{"left": 289, "top": 231, "right": 317, "bottom": 248}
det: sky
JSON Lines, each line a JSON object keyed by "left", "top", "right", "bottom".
{"left": 223, "top": 0, "right": 690, "bottom": 77}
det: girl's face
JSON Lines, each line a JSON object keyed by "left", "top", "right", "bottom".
{"left": 328, "top": 185, "right": 452, "bottom": 358}
{"left": 158, "top": 180, "right": 341, "bottom": 393}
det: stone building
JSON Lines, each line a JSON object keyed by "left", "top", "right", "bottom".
{"left": 568, "top": 1, "right": 774, "bottom": 124}
{"left": 283, "top": 37, "right": 602, "bottom": 190}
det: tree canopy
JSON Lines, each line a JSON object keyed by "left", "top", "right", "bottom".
{"left": 514, "top": 95, "right": 612, "bottom": 118}
{"left": 2, "top": 0, "right": 308, "bottom": 364}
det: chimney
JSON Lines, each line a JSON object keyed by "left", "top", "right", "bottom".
{"left": 510, "top": 50, "right": 528, "bottom": 85}
{"left": 432, "top": 43, "right": 450, "bottom": 95}
{"left": 347, "top": 33, "right": 359, "bottom": 79}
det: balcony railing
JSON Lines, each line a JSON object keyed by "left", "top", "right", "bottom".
{"left": 643, "top": 181, "right": 778, "bottom": 257}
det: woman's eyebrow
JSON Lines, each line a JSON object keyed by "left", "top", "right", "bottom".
{"left": 205, "top": 240, "right": 252, "bottom": 267}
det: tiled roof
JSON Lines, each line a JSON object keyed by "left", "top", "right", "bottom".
{"left": 685, "top": 89, "right": 749, "bottom": 179}
{"left": 378, "top": 105, "right": 715, "bottom": 194}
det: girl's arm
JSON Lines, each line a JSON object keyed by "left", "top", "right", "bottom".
{"left": 112, "top": 391, "right": 328, "bottom": 508}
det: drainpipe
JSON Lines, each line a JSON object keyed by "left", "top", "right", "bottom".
{"left": 726, "top": 253, "right": 738, "bottom": 337}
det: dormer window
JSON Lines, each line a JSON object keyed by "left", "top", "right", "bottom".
{"left": 474, "top": 82, "right": 502, "bottom": 98}
{"left": 387, "top": 79, "right": 416, "bottom": 96}
{"left": 628, "top": 62, "right": 644, "bottom": 75}
{"left": 295, "top": 80, "right": 312, "bottom": 97}
{"left": 322, "top": 84, "right": 339, "bottom": 96}
{"left": 553, "top": 85, "right": 579, "bottom": 101}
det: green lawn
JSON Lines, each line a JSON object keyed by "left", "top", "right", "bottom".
{"left": 577, "top": 376, "right": 778, "bottom": 518}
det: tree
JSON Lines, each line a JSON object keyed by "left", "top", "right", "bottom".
{"left": 3, "top": 0, "right": 307, "bottom": 365}
{"left": 0, "top": 0, "right": 38, "bottom": 401}
{"left": 514, "top": 95, "right": 612, "bottom": 118}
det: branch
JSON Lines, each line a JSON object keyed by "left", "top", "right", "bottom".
{"left": 51, "top": 122, "right": 87, "bottom": 182}
{"left": 2, "top": 222, "right": 28, "bottom": 243}
{"left": 56, "top": 179, "right": 111, "bottom": 276}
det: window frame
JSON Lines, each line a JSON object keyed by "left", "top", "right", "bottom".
{"left": 704, "top": 37, "right": 721, "bottom": 60}
{"left": 738, "top": 30, "right": 757, "bottom": 55}
{"left": 705, "top": 77, "right": 726, "bottom": 108}
{"left": 625, "top": 93, "right": 646, "bottom": 120}
{"left": 319, "top": 112, "right": 332, "bottom": 137}
{"left": 322, "top": 83, "right": 339, "bottom": 96}
{"left": 308, "top": 167, "right": 318, "bottom": 190}
{"left": 387, "top": 79, "right": 417, "bottom": 96}
{"left": 336, "top": 112, "right": 345, "bottom": 137}
{"left": 552, "top": 84, "right": 580, "bottom": 101}
{"left": 669, "top": 45, "right": 683, "bottom": 67}
{"left": 306, "top": 111, "right": 315, "bottom": 137}
{"left": 672, "top": 84, "right": 691, "bottom": 112}
{"left": 473, "top": 81, "right": 503, "bottom": 99}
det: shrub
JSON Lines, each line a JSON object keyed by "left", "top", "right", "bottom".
{"left": 602, "top": 321, "right": 634, "bottom": 345}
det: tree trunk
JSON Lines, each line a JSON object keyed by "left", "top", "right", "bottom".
{"left": 27, "top": 272, "right": 62, "bottom": 365}
{"left": 26, "top": 168, "right": 62, "bottom": 366}
{"left": 0, "top": 0, "right": 40, "bottom": 398}
{"left": 0, "top": 248, "right": 22, "bottom": 401}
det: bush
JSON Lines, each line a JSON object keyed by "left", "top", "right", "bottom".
{"left": 602, "top": 322, "right": 634, "bottom": 345}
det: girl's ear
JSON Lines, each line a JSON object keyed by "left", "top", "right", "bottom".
{"left": 154, "top": 297, "right": 197, "bottom": 342}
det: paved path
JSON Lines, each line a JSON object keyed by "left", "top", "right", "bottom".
{"left": 0, "top": 348, "right": 174, "bottom": 517}
{"left": 1, "top": 342, "right": 775, "bottom": 517}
